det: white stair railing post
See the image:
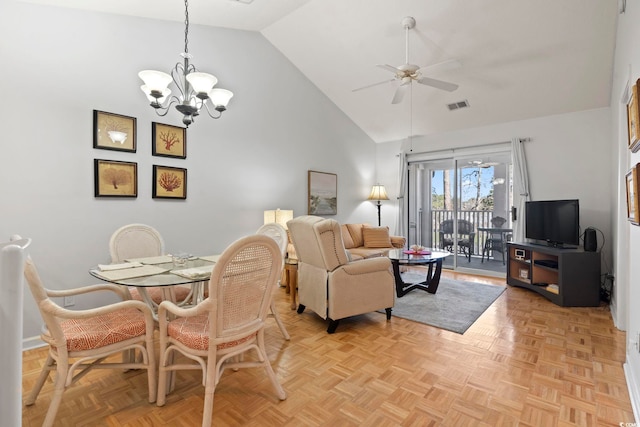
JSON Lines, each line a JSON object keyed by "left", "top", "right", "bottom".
{"left": 0, "top": 237, "right": 31, "bottom": 427}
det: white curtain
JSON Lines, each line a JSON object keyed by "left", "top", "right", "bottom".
{"left": 395, "top": 151, "right": 408, "bottom": 238}
{"left": 511, "top": 138, "right": 530, "bottom": 242}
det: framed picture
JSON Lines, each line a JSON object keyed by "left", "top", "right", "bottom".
{"left": 93, "top": 110, "right": 136, "bottom": 152}
{"left": 152, "top": 122, "right": 186, "bottom": 159}
{"left": 519, "top": 268, "right": 529, "bottom": 280}
{"left": 94, "top": 159, "right": 137, "bottom": 198}
{"left": 153, "top": 165, "right": 187, "bottom": 199}
{"left": 308, "top": 170, "right": 337, "bottom": 215}
{"left": 626, "top": 164, "right": 640, "bottom": 224}
{"left": 628, "top": 81, "right": 640, "bottom": 152}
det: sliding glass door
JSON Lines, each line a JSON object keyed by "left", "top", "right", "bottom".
{"left": 407, "top": 149, "right": 512, "bottom": 275}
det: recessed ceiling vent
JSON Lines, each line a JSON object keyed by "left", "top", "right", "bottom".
{"left": 447, "top": 100, "right": 470, "bottom": 111}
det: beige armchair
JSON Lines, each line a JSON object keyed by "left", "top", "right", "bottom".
{"left": 287, "top": 216, "right": 394, "bottom": 333}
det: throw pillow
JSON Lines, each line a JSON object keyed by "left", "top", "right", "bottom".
{"left": 341, "top": 224, "right": 356, "bottom": 249}
{"left": 346, "top": 223, "right": 366, "bottom": 247}
{"left": 363, "top": 226, "right": 392, "bottom": 248}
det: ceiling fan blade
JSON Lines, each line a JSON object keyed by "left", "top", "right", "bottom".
{"left": 416, "top": 76, "right": 459, "bottom": 92}
{"left": 352, "top": 78, "right": 396, "bottom": 92}
{"left": 391, "top": 84, "right": 407, "bottom": 104}
{"left": 377, "top": 64, "right": 402, "bottom": 74}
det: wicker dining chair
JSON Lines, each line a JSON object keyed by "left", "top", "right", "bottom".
{"left": 256, "top": 222, "right": 291, "bottom": 340}
{"left": 23, "top": 252, "right": 157, "bottom": 427}
{"left": 109, "top": 223, "right": 191, "bottom": 305}
{"left": 156, "top": 234, "right": 286, "bottom": 427}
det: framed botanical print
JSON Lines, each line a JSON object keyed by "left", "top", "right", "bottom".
{"left": 627, "top": 81, "right": 640, "bottom": 152}
{"left": 308, "top": 170, "right": 337, "bottom": 215}
{"left": 152, "top": 122, "right": 186, "bottom": 159}
{"left": 626, "top": 163, "right": 640, "bottom": 224}
{"left": 94, "top": 159, "right": 137, "bottom": 197}
{"left": 93, "top": 110, "right": 137, "bottom": 152}
{"left": 153, "top": 165, "right": 187, "bottom": 199}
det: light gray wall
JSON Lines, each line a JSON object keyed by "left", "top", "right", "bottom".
{"left": 0, "top": 1, "right": 379, "bottom": 342}
{"left": 376, "top": 108, "right": 613, "bottom": 258}
{"left": 612, "top": 2, "right": 640, "bottom": 419}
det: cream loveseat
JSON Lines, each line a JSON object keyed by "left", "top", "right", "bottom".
{"left": 341, "top": 223, "right": 406, "bottom": 260}
{"left": 287, "top": 216, "right": 395, "bottom": 333}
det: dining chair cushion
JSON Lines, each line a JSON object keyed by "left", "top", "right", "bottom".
{"left": 167, "top": 314, "right": 257, "bottom": 351}
{"left": 52, "top": 308, "right": 148, "bottom": 352}
{"left": 129, "top": 285, "right": 191, "bottom": 305}
{"left": 362, "top": 226, "right": 392, "bottom": 248}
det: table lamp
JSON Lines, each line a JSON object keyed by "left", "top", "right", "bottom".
{"left": 367, "top": 184, "right": 389, "bottom": 226}
{"left": 263, "top": 209, "right": 293, "bottom": 228}
{"left": 264, "top": 208, "right": 295, "bottom": 259}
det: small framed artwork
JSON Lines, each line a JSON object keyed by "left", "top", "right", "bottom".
{"left": 308, "top": 170, "right": 337, "bottom": 215}
{"left": 153, "top": 165, "right": 187, "bottom": 199}
{"left": 94, "top": 159, "right": 137, "bottom": 198}
{"left": 628, "top": 81, "right": 640, "bottom": 152}
{"left": 152, "top": 122, "right": 186, "bottom": 159}
{"left": 93, "top": 110, "right": 136, "bottom": 152}
{"left": 626, "top": 164, "right": 640, "bottom": 224}
{"left": 519, "top": 268, "right": 529, "bottom": 280}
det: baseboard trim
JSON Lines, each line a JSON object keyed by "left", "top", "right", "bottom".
{"left": 22, "top": 336, "right": 45, "bottom": 351}
{"left": 624, "top": 361, "right": 640, "bottom": 423}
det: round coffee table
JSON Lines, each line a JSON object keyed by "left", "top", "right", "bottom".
{"left": 387, "top": 249, "right": 450, "bottom": 297}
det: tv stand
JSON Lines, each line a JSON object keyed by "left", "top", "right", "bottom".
{"left": 507, "top": 242, "right": 600, "bottom": 307}
{"left": 545, "top": 241, "right": 577, "bottom": 249}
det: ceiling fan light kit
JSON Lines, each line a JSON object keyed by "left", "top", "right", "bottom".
{"left": 353, "top": 16, "right": 459, "bottom": 104}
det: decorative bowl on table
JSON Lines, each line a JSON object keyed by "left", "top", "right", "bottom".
{"left": 405, "top": 245, "right": 431, "bottom": 255}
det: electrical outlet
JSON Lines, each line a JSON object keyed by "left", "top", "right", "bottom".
{"left": 63, "top": 296, "right": 75, "bottom": 307}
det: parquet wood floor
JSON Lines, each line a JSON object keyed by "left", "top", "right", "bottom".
{"left": 21, "top": 271, "right": 634, "bottom": 426}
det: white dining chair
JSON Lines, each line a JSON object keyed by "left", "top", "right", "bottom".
{"left": 156, "top": 234, "right": 286, "bottom": 427}
{"left": 109, "top": 223, "right": 191, "bottom": 305}
{"left": 22, "top": 241, "right": 157, "bottom": 427}
{"left": 256, "top": 223, "right": 291, "bottom": 340}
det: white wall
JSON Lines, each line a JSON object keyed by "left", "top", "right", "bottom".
{"left": 376, "top": 108, "right": 613, "bottom": 266}
{"left": 612, "top": 1, "right": 640, "bottom": 419}
{"left": 0, "top": 1, "right": 379, "bottom": 342}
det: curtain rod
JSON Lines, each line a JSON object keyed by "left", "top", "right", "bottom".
{"left": 402, "top": 137, "right": 532, "bottom": 159}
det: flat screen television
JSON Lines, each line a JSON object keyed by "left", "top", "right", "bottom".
{"left": 525, "top": 199, "right": 580, "bottom": 247}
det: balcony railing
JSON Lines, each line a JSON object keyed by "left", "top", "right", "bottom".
{"left": 427, "top": 210, "right": 508, "bottom": 256}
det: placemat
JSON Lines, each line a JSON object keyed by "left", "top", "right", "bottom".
{"left": 171, "top": 265, "right": 214, "bottom": 279}
{"left": 93, "top": 265, "right": 168, "bottom": 281}
{"left": 198, "top": 254, "right": 221, "bottom": 263}
{"left": 124, "top": 255, "right": 173, "bottom": 264}
{"left": 98, "top": 261, "right": 143, "bottom": 271}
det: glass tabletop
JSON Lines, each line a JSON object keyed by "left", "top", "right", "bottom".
{"left": 386, "top": 249, "right": 450, "bottom": 264}
{"left": 90, "top": 258, "right": 216, "bottom": 287}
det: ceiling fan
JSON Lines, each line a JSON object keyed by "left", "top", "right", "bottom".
{"left": 353, "top": 16, "right": 460, "bottom": 104}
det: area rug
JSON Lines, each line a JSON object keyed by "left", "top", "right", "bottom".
{"left": 384, "top": 274, "right": 506, "bottom": 334}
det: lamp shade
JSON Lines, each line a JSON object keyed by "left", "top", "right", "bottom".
{"left": 264, "top": 209, "right": 293, "bottom": 229}
{"left": 186, "top": 72, "right": 218, "bottom": 95}
{"left": 367, "top": 184, "right": 389, "bottom": 201}
{"left": 138, "top": 70, "right": 172, "bottom": 92}
{"left": 141, "top": 85, "right": 171, "bottom": 104}
{"left": 209, "top": 88, "right": 234, "bottom": 108}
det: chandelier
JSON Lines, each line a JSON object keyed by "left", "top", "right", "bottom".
{"left": 138, "top": 0, "right": 233, "bottom": 127}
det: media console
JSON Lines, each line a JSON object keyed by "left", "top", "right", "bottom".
{"left": 506, "top": 242, "right": 601, "bottom": 307}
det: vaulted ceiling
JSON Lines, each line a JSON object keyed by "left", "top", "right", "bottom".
{"left": 23, "top": 0, "right": 619, "bottom": 143}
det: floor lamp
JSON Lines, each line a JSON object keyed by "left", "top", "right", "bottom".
{"left": 368, "top": 184, "right": 389, "bottom": 226}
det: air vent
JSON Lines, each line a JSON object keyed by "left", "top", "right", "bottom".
{"left": 447, "top": 100, "right": 470, "bottom": 111}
